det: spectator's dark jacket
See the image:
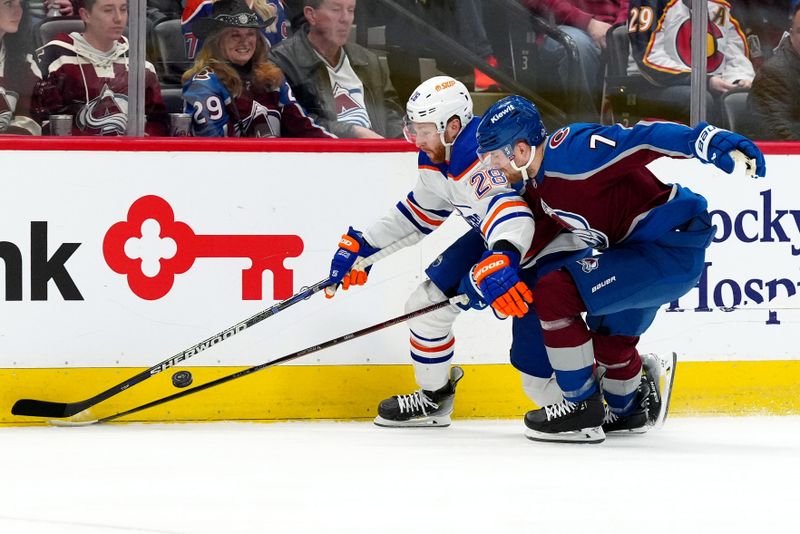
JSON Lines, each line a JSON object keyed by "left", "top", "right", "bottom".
{"left": 268, "top": 26, "right": 404, "bottom": 138}
{"left": 748, "top": 36, "right": 800, "bottom": 140}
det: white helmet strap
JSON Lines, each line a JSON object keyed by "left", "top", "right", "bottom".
{"left": 510, "top": 144, "right": 536, "bottom": 183}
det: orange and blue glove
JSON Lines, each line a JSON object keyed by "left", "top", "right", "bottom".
{"left": 325, "top": 227, "right": 378, "bottom": 298}
{"left": 459, "top": 250, "right": 533, "bottom": 318}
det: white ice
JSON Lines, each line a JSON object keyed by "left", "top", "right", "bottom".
{"left": 1, "top": 417, "right": 798, "bottom": 534}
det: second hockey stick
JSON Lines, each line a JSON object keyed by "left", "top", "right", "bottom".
{"left": 12, "top": 234, "right": 419, "bottom": 419}
{"left": 54, "top": 294, "right": 468, "bottom": 426}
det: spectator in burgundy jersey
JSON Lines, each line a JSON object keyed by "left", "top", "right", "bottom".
{"left": 0, "top": 0, "right": 42, "bottom": 135}
{"left": 181, "top": 0, "right": 334, "bottom": 137}
{"left": 268, "top": 0, "right": 404, "bottom": 138}
{"left": 523, "top": 0, "right": 628, "bottom": 122}
{"left": 32, "top": 0, "right": 168, "bottom": 135}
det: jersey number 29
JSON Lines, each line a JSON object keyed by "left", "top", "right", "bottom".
{"left": 192, "top": 96, "right": 225, "bottom": 125}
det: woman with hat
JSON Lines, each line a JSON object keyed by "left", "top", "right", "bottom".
{"left": 182, "top": 0, "right": 333, "bottom": 137}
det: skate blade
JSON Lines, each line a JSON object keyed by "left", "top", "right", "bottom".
{"left": 524, "top": 426, "right": 605, "bottom": 444}
{"left": 653, "top": 352, "right": 677, "bottom": 430}
{"left": 373, "top": 414, "right": 451, "bottom": 428}
{"left": 605, "top": 426, "right": 650, "bottom": 436}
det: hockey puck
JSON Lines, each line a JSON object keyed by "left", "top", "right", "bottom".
{"left": 172, "top": 370, "right": 193, "bottom": 388}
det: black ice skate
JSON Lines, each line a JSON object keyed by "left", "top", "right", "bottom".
{"left": 524, "top": 389, "right": 605, "bottom": 444}
{"left": 374, "top": 366, "right": 464, "bottom": 428}
{"left": 641, "top": 352, "right": 677, "bottom": 429}
{"left": 602, "top": 403, "right": 649, "bottom": 434}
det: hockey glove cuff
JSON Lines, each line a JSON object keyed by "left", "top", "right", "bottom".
{"left": 691, "top": 123, "right": 766, "bottom": 178}
{"left": 471, "top": 250, "right": 533, "bottom": 319}
{"left": 325, "top": 227, "right": 379, "bottom": 298}
{"left": 456, "top": 270, "right": 488, "bottom": 312}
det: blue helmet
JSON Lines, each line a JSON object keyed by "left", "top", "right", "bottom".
{"left": 476, "top": 95, "right": 548, "bottom": 155}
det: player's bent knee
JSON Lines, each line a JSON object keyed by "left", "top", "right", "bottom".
{"left": 406, "top": 280, "right": 459, "bottom": 334}
{"left": 521, "top": 373, "right": 563, "bottom": 407}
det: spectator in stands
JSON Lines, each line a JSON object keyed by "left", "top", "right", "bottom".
{"left": 1, "top": 0, "right": 41, "bottom": 134}
{"left": 0, "top": 0, "right": 42, "bottom": 135}
{"left": 182, "top": 0, "right": 334, "bottom": 137}
{"left": 182, "top": 0, "right": 287, "bottom": 61}
{"left": 748, "top": 2, "right": 800, "bottom": 140}
{"left": 28, "top": 0, "right": 75, "bottom": 25}
{"left": 146, "top": 0, "right": 183, "bottom": 27}
{"left": 382, "top": 0, "right": 499, "bottom": 99}
{"left": 627, "top": 0, "right": 754, "bottom": 126}
{"left": 523, "top": 0, "right": 628, "bottom": 122}
{"left": 268, "top": 0, "right": 404, "bottom": 138}
{"left": 734, "top": 0, "right": 793, "bottom": 67}
{"left": 32, "top": 0, "right": 168, "bottom": 135}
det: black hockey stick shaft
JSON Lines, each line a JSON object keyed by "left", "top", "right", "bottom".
{"left": 11, "top": 278, "right": 331, "bottom": 418}
{"left": 12, "top": 235, "right": 417, "bottom": 419}
{"left": 96, "top": 296, "right": 464, "bottom": 424}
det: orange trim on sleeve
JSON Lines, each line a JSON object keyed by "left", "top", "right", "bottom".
{"left": 480, "top": 201, "right": 528, "bottom": 235}
{"left": 405, "top": 199, "right": 444, "bottom": 227}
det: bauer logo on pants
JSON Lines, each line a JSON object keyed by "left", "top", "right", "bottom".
{"left": 103, "top": 195, "right": 304, "bottom": 300}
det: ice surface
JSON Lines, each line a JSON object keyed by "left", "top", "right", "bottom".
{"left": 1, "top": 417, "right": 798, "bottom": 533}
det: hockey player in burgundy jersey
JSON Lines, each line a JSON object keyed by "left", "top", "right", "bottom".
{"left": 32, "top": 0, "right": 168, "bottom": 136}
{"left": 476, "top": 95, "right": 766, "bottom": 443}
{"left": 324, "top": 76, "right": 589, "bottom": 428}
{"left": 181, "top": 0, "right": 332, "bottom": 138}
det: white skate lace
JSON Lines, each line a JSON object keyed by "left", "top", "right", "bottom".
{"left": 396, "top": 390, "right": 438, "bottom": 416}
{"left": 544, "top": 399, "right": 578, "bottom": 421}
{"left": 603, "top": 404, "right": 619, "bottom": 425}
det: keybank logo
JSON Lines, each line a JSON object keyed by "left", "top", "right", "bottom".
{"left": 103, "top": 195, "right": 304, "bottom": 300}
{"left": 0, "top": 222, "right": 82, "bottom": 301}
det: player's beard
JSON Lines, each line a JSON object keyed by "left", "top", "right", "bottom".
{"left": 424, "top": 143, "right": 446, "bottom": 164}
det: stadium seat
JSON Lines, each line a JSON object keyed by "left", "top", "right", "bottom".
{"left": 35, "top": 16, "right": 85, "bottom": 49}
{"left": 160, "top": 87, "right": 185, "bottom": 114}
{"left": 154, "top": 19, "right": 192, "bottom": 87}
{"left": 603, "top": 24, "right": 649, "bottom": 125}
{"left": 720, "top": 88, "right": 750, "bottom": 133}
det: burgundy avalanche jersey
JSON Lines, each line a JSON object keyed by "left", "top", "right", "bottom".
{"left": 527, "top": 121, "right": 708, "bottom": 249}
{"left": 33, "top": 34, "right": 167, "bottom": 136}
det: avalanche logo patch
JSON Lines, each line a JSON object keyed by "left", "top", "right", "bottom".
{"left": 548, "top": 127, "right": 570, "bottom": 149}
{"left": 238, "top": 100, "right": 281, "bottom": 137}
{"left": 77, "top": 83, "right": 128, "bottom": 135}
{"left": 332, "top": 82, "right": 370, "bottom": 128}
{"left": 577, "top": 257, "right": 599, "bottom": 273}
{"left": 540, "top": 199, "right": 609, "bottom": 249}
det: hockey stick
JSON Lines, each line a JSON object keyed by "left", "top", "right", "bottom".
{"left": 53, "top": 294, "right": 469, "bottom": 426}
{"left": 12, "top": 234, "right": 420, "bottom": 419}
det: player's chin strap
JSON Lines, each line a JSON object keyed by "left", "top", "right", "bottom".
{"left": 511, "top": 145, "right": 537, "bottom": 184}
{"left": 440, "top": 131, "right": 455, "bottom": 162}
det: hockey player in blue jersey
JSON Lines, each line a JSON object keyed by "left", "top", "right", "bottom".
{"left": 474, "top": 95, "right": 766, "bottom": 443}
{"left": 324, "top": 76, "right": 589, "bottom": 427}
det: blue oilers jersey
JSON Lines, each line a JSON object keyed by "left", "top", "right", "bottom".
{"left": 530, "top": 121, "right": 709, "bottom": 248}
{"left": 364, "top": 117, "right": 535, "bottom": 260}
